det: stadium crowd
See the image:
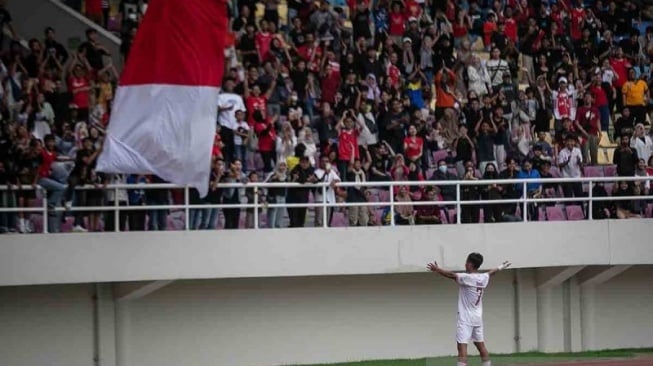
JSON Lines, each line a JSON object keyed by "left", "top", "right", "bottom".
{"left": 1, "top": 0, "right": 653, "bottom": 233}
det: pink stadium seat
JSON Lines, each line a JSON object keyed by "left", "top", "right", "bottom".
{"left": 331, "top": 212, "right": 347, "bottom": 227}
{"left": 448, "top": 209, "right": 456, "bottom": 224}
{"left": 432, "top": 150, "right": 448, "bottom": 163}
{"left": 447, "top": 168, "right": 458, "bottom": 177}
{"left": 538, "top": 207, "right": 547, "bottom": 221}
{"left": 566, "top": 205, "right": 585, "bottom": 221}
{"left": 646, "top": 204, "right": 653, "bottom": 218}
{"left": 584, "top": 166, "right": 604, "bottom": 177}
{"left": 440, "top": 210, "right": 448, "bottom": 224}
{"left": 378, "top": 189, "right": 390, "bottom": 202}
{"left": 545, "top": 206, "right": 566, "bottom": 221}
{"left": 603, "top": 165, "right": 617, "bottom": 177}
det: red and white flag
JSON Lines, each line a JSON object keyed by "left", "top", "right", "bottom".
{"left": 97, "top": 0, "right": 226, "bottom": 196}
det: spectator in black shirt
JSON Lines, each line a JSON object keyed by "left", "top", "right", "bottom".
{"left": 613, "top": 107, "right": 635, "bottom": 140}
{"left": 44, "top": 27, "right": 69, "bottom": 66}
{"left": 78, "top": 29, "right": 110, "bottom": 71}
{"left": 613, "top": 134, "right": 639, "bottom": 177}
{"left": 287, "top": 156, "right": 316, "bottom": 227}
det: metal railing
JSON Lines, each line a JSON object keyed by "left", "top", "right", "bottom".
{"left": 0, "top": 176, "right": 650, "bottom": 233}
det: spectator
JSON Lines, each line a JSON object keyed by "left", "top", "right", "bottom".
{"left": 575, "top": 92, "right": 601, "bottom": 165}
{"left": 145, "top": 175, "right": 168, "bottom": 231}
{"left": 614, "top": 134, "right": 639, "bottom": 177}
{"left": 78, "top": 29, "right": 110, "bottom": 72}
{"left": 480, "top": 163, "right": 502, "bottom": 223}
{"left": 394, "top": 185, "right": 414, "bottom": 225}
{"left": 557, "top": 135, "right": 584, "bottom": 199}
{"left": 346, "top": 154, "right": 370, "bottom": 227}
{"left": 102, "top": 174, "right": 128, "bottom": 232}
{"left": 287, "top": 156, "right": 316, "bottom": 227}
{"left": 415, "top": 186, "right": 441, "bottom": 225}
{"left": 126, "top": 174, "right": 147, "bottom": 231}
{"left": 222, "top": 160, "right": 248, "bottom": 229}
{"left": 517, "top": 159, "right": 542, "bottom": 221}
{"left": 630, "top": 123, "right": 652, "bottom": 163}
{"left": 313, "top": 155, "right": 340, "bottom": 227}
{"left": 266, "top": 161, "right": 289, "bottom": 229}
{"left": 622, "top": 69, "right": 649, "bottom": 125}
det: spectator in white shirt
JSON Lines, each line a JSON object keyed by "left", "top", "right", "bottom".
{"left": 218, "top": 79, "right": 246, "bottom": 163}
{"left": 557, "top": 134, "right": 584, "bottom": 199}
{"left": 630, "top": 123, "right": 652, "bottom": 164}
{"left": 232, "top": 110, "right": 250, "bottom": 172}
{"left": 313, "top": 156, "right": 341, "bottom": 227}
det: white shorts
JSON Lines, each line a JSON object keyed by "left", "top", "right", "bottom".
{"left": 456, "top": 322, "right": 484, "bottom": 344}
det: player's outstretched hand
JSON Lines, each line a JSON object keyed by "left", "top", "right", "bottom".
{"left": 427, "top": 262, "right": 438, "bottom": 272}
{"left": 499, "top": 261, "right": 512, "bottom": 270}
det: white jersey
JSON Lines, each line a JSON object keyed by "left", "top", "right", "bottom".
{"left": 218, "top": 93, "right": 245, "bottom": 130}
{"left": 456, "top": 272, "right": 490, "bottom": 326}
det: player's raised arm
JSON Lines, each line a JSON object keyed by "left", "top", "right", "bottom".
{"left": 427, "top": 261, "right": 458, "bottom": 281}
{"left": 487, "top": 261, "right": 512, "bottom": 277}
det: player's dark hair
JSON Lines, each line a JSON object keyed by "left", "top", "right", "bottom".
{"left": 467, "top": 252, "right": 484, "bottom": 270}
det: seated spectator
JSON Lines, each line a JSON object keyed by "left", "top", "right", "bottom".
{"left": 613, "top": 181, "right": 642, "bottom": 219}
{"left": 415, "top": 187, "right": 441, "bottom": 225}
{"left": 430, "top": 159, "right": 457, "bottom": 203}
{"left": 394, "top": 185, "right": 414, "bottom": 225}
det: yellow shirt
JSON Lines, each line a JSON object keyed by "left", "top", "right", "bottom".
{"left": 98, "top": 82, "right": 114, "bottom": 109}
{"left": 622, "top": 80, "right": 648, "bottom": 106}
{"left": 286, "top": 156, "right": 299, "bottom": 171}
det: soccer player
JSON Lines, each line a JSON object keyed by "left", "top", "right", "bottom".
{"left": 427, "top": 253, "right": 511, "bottom": 366}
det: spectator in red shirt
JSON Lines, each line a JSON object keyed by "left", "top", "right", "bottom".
{"left": 403, "top": 124, "right": 423, "bottom": 165}
{"left": 588, "top": 73, "right": 610, "bottom": 131}
{"left": 255, "top": 20, "right": 274, "bottom": 64}
{"left": 336, "top": 110, "right": 362, "bottom": 180}
{"left": 253, "top": 110, "right": 278, "bottom": 173}
{"left": 67, "top": 56, "right": 92, "bottom": 121}
{"left": 37, "top": 135, "right": 68, "bottom": 216}
{"left": 244, "top": 70, "right": 277, "bottom": 125}
{"left": 388, "top": 2, "right": 406, "bottom": 43}
{"left": 575, "top": 92, "right": 601, "bottom": 165}
{"left": 610, "top": 48, "right": 631, "bottom": 111}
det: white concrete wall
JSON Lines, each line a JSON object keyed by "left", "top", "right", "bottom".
{"left": 591, "top": 267, "right": 653, "bottom": 350}
{"left": 121, "top": 273, "right": 521, "bottom": 366}
{"left": 1, "top": 220, "right": 652, "bottom": 286}
{"left": 0, "top": 284, "right": 95, "bottom": 366}
{"left": 1, "top": 268, "right": 651, "bottom": 366}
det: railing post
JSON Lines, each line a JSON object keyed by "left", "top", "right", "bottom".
{"left": 184, "top": 186, "right": 190, "bottom": 231}
{"left": 41, "top": 187, "right": 48, "bottom": 234}
{"left": 588, "top": 179, "right": 593, "bottom": 220}
{"left": 455, "top": 183, "right": 461, "bottom": 224}
{"left": 114, "top": 187, "right": 120, "bottom": 232}
{"left": 253, "top": 186, "right": 259, "bottom": 229}
{"left": 322, "top": 185, "right": 328, "bottom": 228}
{"left": 522, "top": 181, "right": 528, "bottom": 222}
{"left": 389, "top": 183, "right": 395, "bottom": 227}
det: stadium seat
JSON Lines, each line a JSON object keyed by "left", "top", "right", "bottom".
{"left": 545, "top": 206, "right": 566, "bottom": 221}
{"left": 433, "top": 150, "right": 448, "bottom": 164}
{"left": 603, "top": 165, "right": 617, "bottom": 177}
{"left": 565, "top": 205, "right": 585, "bottom": 221}
{"left": 598, "top": 148, "right": 615, "bottom": 166}
{"left": 646, "top": 204, "right": 653, "bottom": 218}
{"left": 584, "top": 166, "right": 604, "bottom": 177}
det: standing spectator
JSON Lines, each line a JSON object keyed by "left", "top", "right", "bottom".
{"left": 552, "top": 77, "right": 577, "bottom": 132}
{"left": 622, "top": 69, "right": 649, "bottom": 125}
{"left": 78, "top": 29, "right": 110, "bottom": 73}
{"left": 557, "top": 135, "right": 584, "bottom": 199}
{"left": 145, "top": 175, "right": 168, "bottom": 231}
{"left": 287, "top": 156, "right": 316, "bottom": 227}
{"left": 85, "top": 0, "right": 103, "bottom": 25}
{"left": 253, "top": 111, "right": 278, "bottom": 174}
{"left": 517, "top": 159, "right": 542, "bottom": 221}
{"left": 630, "top": 124, "right": 653, "bottom": 164}
{"left": 313, "top": 155, "right": 340, "bottom": 227}
{"left": 245, "top": 171, "right": 262, "bottom": 228}
{"left": 575, "top": 92, "right": 601, "bottom": 166}
{"left": 613, "top": 134, "right": 639, "bottom": 177}
{"left": 0, "top": 0, "right": 17, "bottom": 50}
{"left": 480, "top": 163, "right": 502, "bottom": 223}
{"left": 486, "top": 47, "right": 510, "bottom": 89}
{"left": 346, "top": 152, "right": 370, "bottom": 227}
{"left": 222, "top": 160, "right": 247, "bottom": 229}
{"left": 126, "top": 174, "right": 147, "bottom": 231}
{"left": 266, "top": 161, "right": 288, "bottom": 229}
{"left": 67, "top": 57, "right": 92, "bottom": 123}
{"left": 460, "top": 161, "right": 480, "bottom": 224}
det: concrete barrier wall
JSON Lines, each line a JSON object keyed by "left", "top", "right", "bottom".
{"left": 0, "top": 220, "right": 651, "bottom": 287}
